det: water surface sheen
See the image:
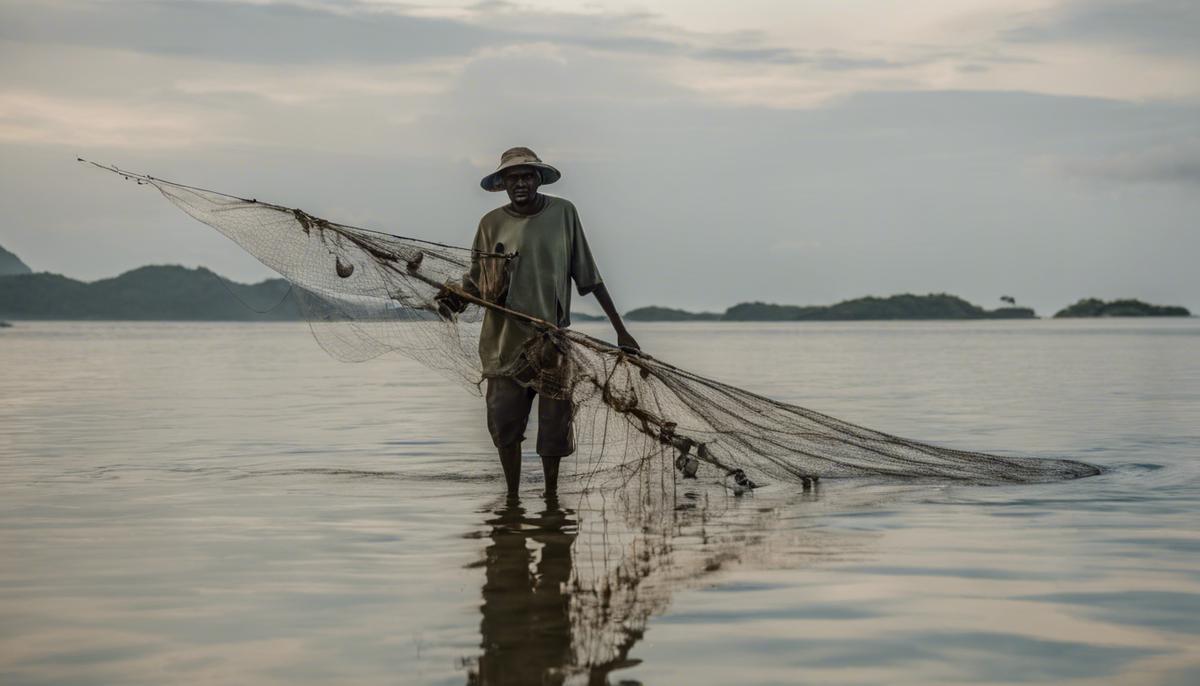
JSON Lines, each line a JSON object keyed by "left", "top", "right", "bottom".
{"left": 1, "top": 320, "right": 1198, "bottom": 685}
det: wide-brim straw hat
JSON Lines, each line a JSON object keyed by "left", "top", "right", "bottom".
{"left": 480, "top": 147, "right": 561, "bottom": 192}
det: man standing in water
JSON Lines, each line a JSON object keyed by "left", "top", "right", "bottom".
{"left": 442, "top": 147, "right": 639, "bottom": 495}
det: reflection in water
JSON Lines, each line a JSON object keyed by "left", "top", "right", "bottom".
{"left": 470, "top": 496, "right": 579, "bottom": 686}
{"left": 467, "top": 456, "right": 826, "bottom": 685}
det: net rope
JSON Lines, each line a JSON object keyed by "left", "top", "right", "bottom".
{"left": 83, "top": 160, "right": 1101, "bottom": 489}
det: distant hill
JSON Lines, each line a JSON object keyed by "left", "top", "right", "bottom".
{"left": 630, "top": 294, "right": 1037, "bottom": 322}
{"left": 0, "top": 244, "right": 32, "bottom": 276}
{"left": 1054, "top": 298, "right": 1190, "bottom": 318}
{"left": 0, "top": 265, "right": 302, "bottom": 320}
{"left": 625, "top": 306, "right": 721, "bottom": 322}
{"left": 723, "top": 302, "right": 821, "bottom": 321}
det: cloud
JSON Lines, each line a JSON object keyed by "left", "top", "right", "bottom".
{"left": 1005, "top": 0, "right": 1200, "bottom": 56}
{"left": 172, "top": 63, "right": 457, "bottom": 105}
{"left": 0, "top": 0, "right": 502, "bottom": 64}
{"left": 690, "top": 47, "right": 919, "bottom": 71}
{"left": 1051, "top": 144, "right": 1200, "bottom": 186}
{"left": 0, "top": 0, "right": 973, "bottom": 74}
{"left": 0, "top": 91, "right": 229, "bottom": 147}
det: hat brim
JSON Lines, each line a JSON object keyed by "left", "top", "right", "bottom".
{"left": 480, "top": 162, "right": 561, "bottom": 192}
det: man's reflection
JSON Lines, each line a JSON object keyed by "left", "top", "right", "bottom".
{"left": 465, "top": 481, "right": 802, "bottom": 685}
{"left": 469, "top": 495, "right": 578, "bottom": 686}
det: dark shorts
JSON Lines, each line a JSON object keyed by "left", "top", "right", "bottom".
{"left": 485, "top": 376, "right": 575, "bottom": 458}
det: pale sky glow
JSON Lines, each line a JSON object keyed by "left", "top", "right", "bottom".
{"left": 0, "top": 0, "right": 1197, "bottom": 314}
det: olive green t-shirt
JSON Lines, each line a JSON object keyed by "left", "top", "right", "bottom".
{"left": 467, "top": 195, "right": 603, "bottom": 377}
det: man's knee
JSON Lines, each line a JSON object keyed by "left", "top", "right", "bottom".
{"left": 486, "top": 377, "right": 534, "bottom": 449}
{"left": 536, "top": 395, "right": 575, "bottom": 458}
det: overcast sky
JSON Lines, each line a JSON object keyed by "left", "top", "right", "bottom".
{"left": 1, "top": 0, "right": 1197, "bottom": 315}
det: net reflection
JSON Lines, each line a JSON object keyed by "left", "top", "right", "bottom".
{"left": 466, "top": 456, "right": 822, "bottom": 685}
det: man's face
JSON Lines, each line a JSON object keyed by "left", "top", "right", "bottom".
{"left": 501, "top": 166, "right": 541, "bottom": 206}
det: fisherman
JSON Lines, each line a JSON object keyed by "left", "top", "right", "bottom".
{"left": 439, "top": 147, "right": 639, "bottom": 495}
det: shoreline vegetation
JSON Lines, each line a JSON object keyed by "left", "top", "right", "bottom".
{"left": 0, "top": 246, "right": 1192, "bottom": 322}
{"left": 625, "top": 297, "right": 1192, "bottom": 321}
{"left": 627, "top": 295, "right": 1037, "bottom": 322}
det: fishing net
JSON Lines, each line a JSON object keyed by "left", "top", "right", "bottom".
{"left": 83, "top": 160, "right": 1101, "bottom": 489}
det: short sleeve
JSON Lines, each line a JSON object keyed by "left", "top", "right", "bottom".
{"left": 463, "top": 218, "right": 487, "bottom": 297}
{"left": 568, "top": 205, "right": 603, "bottom": 295}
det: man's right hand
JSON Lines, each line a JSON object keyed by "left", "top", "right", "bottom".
{"left": 617, "top": 330, "right": 641, "bottom": 355}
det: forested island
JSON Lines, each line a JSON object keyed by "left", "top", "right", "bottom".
{"left": 621, "top": 306, "right": 722, "bottom": 321}
{"left": 1054, "top": 298, "right": 1191, "bottom": 318}
{"left": 626, "top": 294, "right": 1036, "bottom": 321}
{"left": 0, "top": 265, "right": 301, "bottom": 320}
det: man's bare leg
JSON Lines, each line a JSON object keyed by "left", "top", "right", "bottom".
{"left": 499, "top": 444, "right": 521, "bottom": 495}
{"left": 541, "top": 456, "right": 562, "bottom": 494}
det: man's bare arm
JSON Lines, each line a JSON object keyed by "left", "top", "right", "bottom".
{"left": 591, "top": 283, "right": 640, "bottom": 352}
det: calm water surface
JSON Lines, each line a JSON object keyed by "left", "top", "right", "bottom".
{"left": 1, "top": 320, "right": 1198, "bottom": 685}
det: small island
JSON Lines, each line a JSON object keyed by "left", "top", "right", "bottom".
{"left": 625, "top": 306, "right": 722, "bottom": 322}
{"left": 627, "top": 294, "right": 1036, "bottom": 322}
{"left": 1054, "top": 298, "right": 1191, "bottom": 318}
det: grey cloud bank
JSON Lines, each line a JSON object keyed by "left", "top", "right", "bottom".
{"left": 0, "top": 0, "right": 1025, "bottom": 73}
{"left": 1, "top": 0, "right": 1197, "bottom": 316}
{"left": 1, "top": 0, "right": 502, "bottom": 64}
{"left": 1005, "top": 0, "right": 1200, "bottom": 56}
{"left": 1054, "top": 145, "right": 1200, "bottom": 186}
{"left": 0, "top": 0, "right": 818, "bottom": 67}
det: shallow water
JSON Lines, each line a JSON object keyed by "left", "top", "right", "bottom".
{"left": 1, "top": 319, "right": 1198, "bottom": 685}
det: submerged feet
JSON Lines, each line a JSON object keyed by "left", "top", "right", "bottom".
{"left": 541, "top": 455, "right": 561, "bottom": 495}
{"left": 498, "top": 444, "right": 521, "bottom": 495}
{"left": 496, "top": 444, "right": 563, "bottom": 496}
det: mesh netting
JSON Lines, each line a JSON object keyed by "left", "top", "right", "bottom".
{"left": 84, "top": 160, "right": 1101, "bottom": 489}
